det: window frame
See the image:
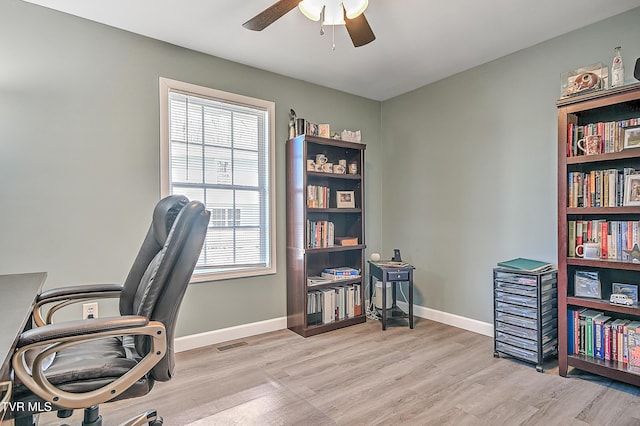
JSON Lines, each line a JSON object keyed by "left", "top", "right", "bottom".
{"left": 159, "top": 77, "right": 276, "bottom": 282}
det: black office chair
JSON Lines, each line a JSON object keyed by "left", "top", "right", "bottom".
{"left": 9, "top": 195, "right": 210, "bottom": 426}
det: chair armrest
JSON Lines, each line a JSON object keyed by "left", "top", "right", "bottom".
{"left": 12, "top": 318, "right": 166, "bottom": 410}
{"left": 38, "top": 284, "right": 123, "bottom": 301}
{"left": 34, "top": 284, "right": 124, "bottom": 326}
{"left": 18, "top": 316, "right": 149, "bottom": 347}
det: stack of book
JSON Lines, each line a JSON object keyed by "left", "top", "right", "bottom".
{"left": 496, "top": 258, "right": 554, "bottom": 273}
{"left": 321, "top": 266, "right": 360, "bottom": 280}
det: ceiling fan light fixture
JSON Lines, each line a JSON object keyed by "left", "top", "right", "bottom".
{"left": 342, "top": 0, "right": 368, "bottom": 19}
{"left": 298, "top": 0, "right": 324, "bottom": 21}
{"left": 323, "top": 2, "right": 345, "bottom": 25}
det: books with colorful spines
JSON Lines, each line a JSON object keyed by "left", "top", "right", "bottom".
{"left": 577, "top": 308, "right": 587, "bottom": 355}
{"left": 567, "top": 308, "right": 585, "bottom": 355}
{"left": 580, "top": 310, "right": 603, "bottom": 357}
{"left": 618, "top": 319, "right": 630, "bottom": 363}
{"left": 601, "top": 222, "right": 608, "bottom": 259}
{"left": 627, "top": 321, "right": 640, "bottom": 372}
{"left": 611, "top": 318, "right": 626, "bottom": 362}
{"left": 604, "top": 319, "right": 613, "bottom": 361}
{"left": 567, "top": 308, "right": 576, "bottom": 355}
{"left": 593, "top": 315, "right": 611, "bottom": 359}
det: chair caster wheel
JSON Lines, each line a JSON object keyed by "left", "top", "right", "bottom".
{"left": 149, "top": 417, "right": 163, "bottom": 426}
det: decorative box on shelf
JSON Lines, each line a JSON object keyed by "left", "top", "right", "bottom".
{"left": 560, "top": 62, "right": 608, "bottom": 99}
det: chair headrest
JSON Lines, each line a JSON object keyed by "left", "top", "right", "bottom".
{"left": 152, "top": 195, "right": 189, "bottom": 245}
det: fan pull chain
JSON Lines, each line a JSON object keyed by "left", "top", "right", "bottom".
{"left": 332, "top": 24, "right": 336, "bottom": 51}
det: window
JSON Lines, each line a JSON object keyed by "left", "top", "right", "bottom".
{"left": 159, "top": 78, "right": 276, "bottom": 282}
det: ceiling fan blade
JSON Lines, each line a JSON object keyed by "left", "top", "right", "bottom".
{"left": 344, "top": 12, "right": 376, "bottom": 47}
{"left": 243, "top": 0, "right": 301, "bottom": 31}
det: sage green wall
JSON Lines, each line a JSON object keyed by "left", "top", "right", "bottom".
{"left": 0, "top": 0, "right": 382, "bottom": 336}
{"left": 2, "top": 0, "right": 638, "bottom": 337}
{"left": 380, "top": 8, "right": 640, "bottom": 323}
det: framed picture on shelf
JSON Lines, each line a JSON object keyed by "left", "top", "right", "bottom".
{"left": 612, "top": 283, "right": 638, "bottom": 302}
{"left": 574, "top": 270, "right": 601, "bottom": 299}
{"left": 318, "top": 124, "right": 330, "bottom": 138}
{"left": 336, "top": 191, "right": 355, "bottom": 208}
{"left": 624, "top": 174, "right": 640, "bottom": 206}
{"left": 623, "top": 125, "right": 640, "bottom": 149}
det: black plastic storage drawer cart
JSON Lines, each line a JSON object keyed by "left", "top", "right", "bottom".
{"left": 493, "top": 268, "right": 558, "bottom": 372}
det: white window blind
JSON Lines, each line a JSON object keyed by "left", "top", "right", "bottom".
{"left": 160, "top": 78, "right": 276, "bottom": 282}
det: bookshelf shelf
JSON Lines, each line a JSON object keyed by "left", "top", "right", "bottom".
{"left": 567, "top": 296, "right": 640, "bottom": 315}
{"left": 308, "top": 208, "right": 363, "bottom": 214}
{"left": 566, "top": 258, "right": 640, "bottom": 271}
{"left": 286, "top": 134, "right": 366, "bottom": 337}
{"left": 557, "top": 84, "right": 640, "bottom": 387}
{"left": 306, "top": 245, "right": 366, "bottom": 254}
{"left": 567, "top": 354, "right": 640, "bottom": 386}
{"left": 567, "top": 206, "right": 640, "bottom": 215}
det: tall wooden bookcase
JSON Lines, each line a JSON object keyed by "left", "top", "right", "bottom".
{"left": 557, "top": 83, "right": 640, "bottom": 386}
{"left": 286, "top": 134, "right": 366, "bottom": 337}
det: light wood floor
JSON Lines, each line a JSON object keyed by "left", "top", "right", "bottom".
{"left": 36, "top": 318, "right": 640, "bottom": 425}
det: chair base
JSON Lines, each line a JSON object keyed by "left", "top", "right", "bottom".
{"left": 119, "top": 409, "right": 163, "bottom": 426}
{"left": 13, "top": 406, "right": 162, "bottom": 426}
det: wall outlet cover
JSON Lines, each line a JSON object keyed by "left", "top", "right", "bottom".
{"left": 82, "top": 302, "right": 99, "bottom": 319}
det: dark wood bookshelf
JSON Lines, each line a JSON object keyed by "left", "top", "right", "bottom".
{"left": 557, "top": 84, "right": 640, "bottom": 387}
{"left": 286, "top": 134, "right": 366, "bottom": 337}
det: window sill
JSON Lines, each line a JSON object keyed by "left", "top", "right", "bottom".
{"left": 190, "top": 266, "right": 277, "bottom": 283}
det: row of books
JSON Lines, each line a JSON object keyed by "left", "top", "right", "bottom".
{"left": 307, "top": 220, "right": 334, "bottom": 248}
{"left": 567, "top": 308, "right": 640, "bottom": 372}
{"left": 566, "top": 118, "right": 640, "bottom": 157}
{"left": 307, "top": 284, "right": 362, "bottom": 325}
{"left": 567, "top": 168, "right": 637, "bottom": 208}
{"left": 567, "top": 219, "right": 640, "bottom": 261}
{"left": 307, "top": 185, "right": 330, "bottom": 208}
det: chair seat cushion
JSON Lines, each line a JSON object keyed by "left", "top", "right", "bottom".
{"left": 14, "top": 336, "right": 152, "bottom": 400}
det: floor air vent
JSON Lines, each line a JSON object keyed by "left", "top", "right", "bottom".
{"left": 216, "top": 341, "right": 248, "bottom": 352}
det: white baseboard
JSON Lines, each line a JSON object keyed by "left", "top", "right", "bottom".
{"left": 175, "top": 316, "right": 287, "bottom": 353}
{"left": 175, "top": 305, "right": 493, "bottom": 353}
{"left": 397, "top": 301, "right": 493, "bottom": 337}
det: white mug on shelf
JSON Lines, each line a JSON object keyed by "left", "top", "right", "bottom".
{"left": 576, "top": 242, "right": 600, "bottom": 259}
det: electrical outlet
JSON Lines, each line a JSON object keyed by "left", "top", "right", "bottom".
{"left": 82, "top": 302, "right": 99, "bottom": 319}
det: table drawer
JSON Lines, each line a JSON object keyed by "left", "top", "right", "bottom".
{"left": 385, "top": 270, "right": 409, "bottom": 281}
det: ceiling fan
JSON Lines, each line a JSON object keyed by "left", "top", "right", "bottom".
{"left": 243, "top": 0, "right": 376, "bottom": 48}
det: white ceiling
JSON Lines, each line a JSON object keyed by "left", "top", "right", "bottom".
{"left": 22, "top": 0, "right": 640, "bottom": 101}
